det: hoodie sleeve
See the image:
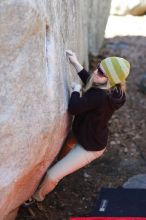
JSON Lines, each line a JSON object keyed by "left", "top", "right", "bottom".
{"left": 108, "top": 87, "right": 126, "bottom": 110}
{"left": 68, "top": 89, "right": 105, "bottom": 115}
{"left": 77, "top": 69, "right": 90, "bottom": 85}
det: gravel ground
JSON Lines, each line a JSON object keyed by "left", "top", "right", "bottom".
{"left": 17, "top": 15, "right": 146, "bottom": 220}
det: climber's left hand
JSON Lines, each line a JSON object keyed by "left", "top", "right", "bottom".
{"left": 71, "top": 82, "right": 82, "bottom": 92}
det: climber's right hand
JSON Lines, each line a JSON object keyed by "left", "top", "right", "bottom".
{"left": 66, "top": 50, "right": 79, "bottom": 65}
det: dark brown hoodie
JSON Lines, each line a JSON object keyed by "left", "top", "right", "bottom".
{"left": 68, "top": 69, "right": 126, "bottom": 151}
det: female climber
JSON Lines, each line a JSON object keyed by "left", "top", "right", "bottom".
{"left": 32, "top": 50, "right": 130, "bottom": 202}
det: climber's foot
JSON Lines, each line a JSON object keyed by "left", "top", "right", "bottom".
{"left": 22, "top": 198, "right": 36, "bottom": 208}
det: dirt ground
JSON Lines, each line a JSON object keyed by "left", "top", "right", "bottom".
{"left": 17, "top": 16, "right": 146, "bottom": 220}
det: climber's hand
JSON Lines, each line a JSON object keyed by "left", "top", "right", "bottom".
{"left": 71, "top": 82, "right": 82, "bottom": 92}
{"left": 66, "top": 50, "right": 79, "bottom": 65}
{"left": 66, "top": 49, "right": 83, "bottom": 72}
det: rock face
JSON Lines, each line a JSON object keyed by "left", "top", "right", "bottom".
{"left": 0, "top": 0, "right": 111, "bottom": 219}
{"left": 111, "top": 0, "right": 146, "bottom": 16}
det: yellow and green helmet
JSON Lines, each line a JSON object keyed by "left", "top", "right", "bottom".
{"left": 100, "top": 57, "right": 130, "bottom": 88}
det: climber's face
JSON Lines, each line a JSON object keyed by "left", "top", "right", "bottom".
{"left": 93, "top": 64, "right": 108, "bottom": 84}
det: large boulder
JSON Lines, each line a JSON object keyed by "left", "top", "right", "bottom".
{"left": 0, "top": 0, "right": 111, "bottom": 219}
{"left": 110, "top": 0, "right": 146, "bottom": 16}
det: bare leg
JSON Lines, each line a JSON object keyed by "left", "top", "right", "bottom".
{"left": 33, "top": 144, "right": 106, "bottom": 201}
